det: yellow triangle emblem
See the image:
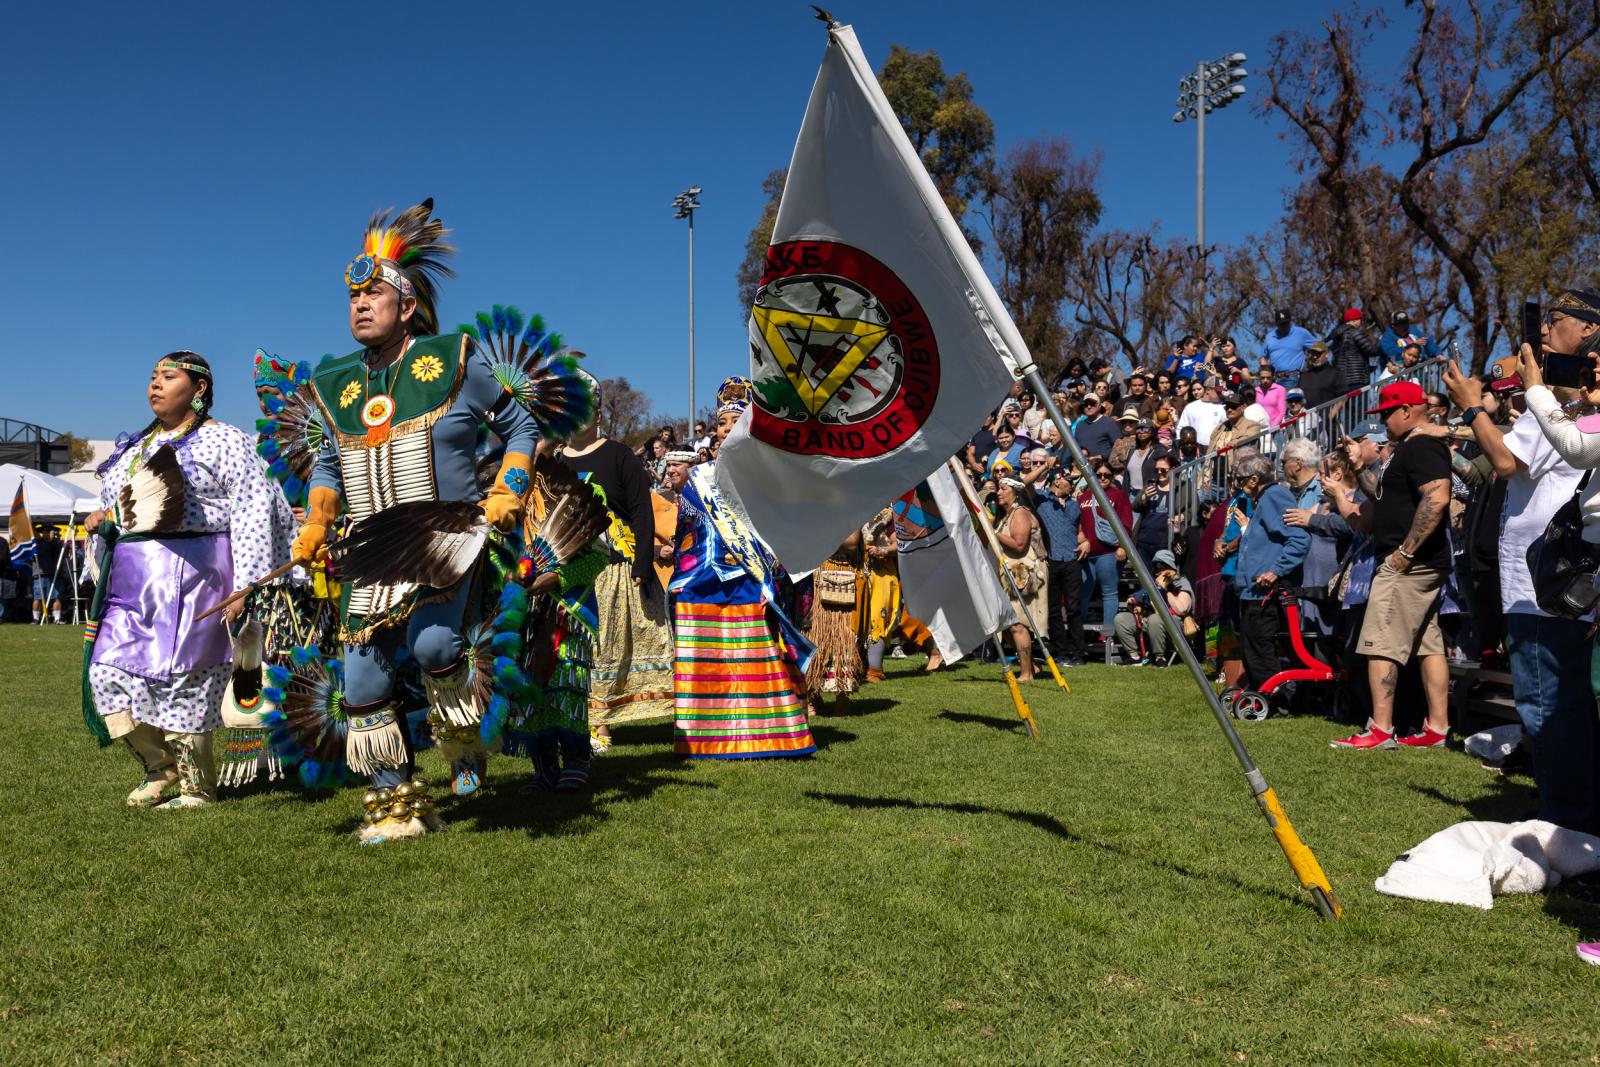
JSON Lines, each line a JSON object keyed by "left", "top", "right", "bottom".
{"left": 752, "top": 306, "right": 890, "bottom": 416}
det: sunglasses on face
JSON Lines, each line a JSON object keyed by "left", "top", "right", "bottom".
{"left": 1096, "top": 471, "right": 1114, "bottom": 480}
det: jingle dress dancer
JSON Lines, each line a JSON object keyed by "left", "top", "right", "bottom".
{"left": 292, "top": 200, "right": 539, "bottom": 840}
{"left": 670, "top": 378, "right": 816, "bottom": 758}
{"left": 83, "top": 353, "right": 286, "bottom": 808}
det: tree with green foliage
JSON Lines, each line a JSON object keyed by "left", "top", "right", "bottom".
{"left": 58, "top": 433, "right": 95, "bottom": 471}
{"left": 735, "top": 168, "right": 787, "bottom": 317}
{"left": 878, "top": 44, "right": 995, "bottom": 251}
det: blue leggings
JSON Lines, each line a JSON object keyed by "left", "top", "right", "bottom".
{"left": 342, "top": 578, "right": 474, "bottom": 787}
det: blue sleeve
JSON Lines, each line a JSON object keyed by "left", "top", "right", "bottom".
{"left": 1267, "top": 492, "right": 1311, "bottom": 575}
{"left": 1378, "top": 330, "right": 1401, "bottom": 359}
{"left": 308, "top": 409, "right": 343, "bottom": 496}
{"left": 466, "top": 354, "right": 538, "bottom": 454}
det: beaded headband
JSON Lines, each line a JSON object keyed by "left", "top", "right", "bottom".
{"left": 157, "top": 357, "right": 210, "bottom": 377}
{"left": 345, "top": 254, "right": 415, "bottom": 298}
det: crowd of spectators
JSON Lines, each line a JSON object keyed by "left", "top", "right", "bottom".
{"left": 962, "top": 292, "right": 1600, "bottom": 836}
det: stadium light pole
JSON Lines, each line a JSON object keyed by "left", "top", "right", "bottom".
{"left": 1172, "top": 53, "right": 1247, "bottom": 308}
{"left": 674, "top": 186, "right": 702, "bottom": 432}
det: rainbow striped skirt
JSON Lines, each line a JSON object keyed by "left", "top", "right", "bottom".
{"left": 673, "top": 599, "right": 815, "bottom": 759}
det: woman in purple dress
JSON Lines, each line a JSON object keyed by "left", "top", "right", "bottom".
{"left": 84, "top": 353, "right": 286, "bottom": 809}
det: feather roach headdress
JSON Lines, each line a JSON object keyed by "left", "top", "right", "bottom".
{"left": 344, "top": 198, "right": 456, "bottom": 336}
{"left": 459, "top": 305, "right": 598, "bottom": 441}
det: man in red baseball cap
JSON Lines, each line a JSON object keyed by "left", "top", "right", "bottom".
{"left": 1331, "top": 375, "right": 1454, "bottom": 749}
{"left": 1366, "top": 379, "right": 1428, "bottom": 423}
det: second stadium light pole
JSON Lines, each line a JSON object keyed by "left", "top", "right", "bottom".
{"left": 674, "top": 186, "right": 702, "bottom": 430}
{"left": 1173, "top": 53, "right": 1247, "bottom": 309}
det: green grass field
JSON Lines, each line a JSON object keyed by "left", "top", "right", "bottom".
{"left": 2, "top": 624, "right": 1596, "bottom": 1064}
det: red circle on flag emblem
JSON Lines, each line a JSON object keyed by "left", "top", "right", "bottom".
{"left": 747, "top": 239, "right": 940, "bottom": 459}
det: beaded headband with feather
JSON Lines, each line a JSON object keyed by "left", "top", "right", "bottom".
{"left": 344, "top": 198, "right": 456, "bottom": 336}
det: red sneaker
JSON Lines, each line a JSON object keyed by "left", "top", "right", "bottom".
{"left": 1330, "top": 722, "right": 1397, "bottom": 749}
{"left": 1398, "top": 727, "right": 1448, "bottom": 748}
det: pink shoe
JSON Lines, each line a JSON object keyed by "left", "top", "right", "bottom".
{"left": 1397, "top": 726, "right": 1449, "bottom": 748}
{"left": 1330, "top": 721, "right": 1397, "bottom": 750}
{"left": 1576, "top": 942, "right": 1600, "bottom": 965}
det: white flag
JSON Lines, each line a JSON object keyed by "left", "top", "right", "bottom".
{"left": 893, "top": 467, "right": 1015, "bottom": 665}
{"left": 715, "top": 23, "right": 1019, "bottom": 574}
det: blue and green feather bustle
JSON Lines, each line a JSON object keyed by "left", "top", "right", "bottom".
{"left": 459, "top": 305, "right": 597, "bottom": 440}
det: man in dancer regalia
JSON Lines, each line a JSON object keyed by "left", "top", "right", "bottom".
{"left": 670, "top": 377, "right": 816, "bottom": 758}
{"left": 292, "top": 199, "right": 540, "bottom": 841}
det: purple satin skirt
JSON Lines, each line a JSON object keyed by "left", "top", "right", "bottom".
{"left": 91, "top": 534, "right": 233, "bottom": 680}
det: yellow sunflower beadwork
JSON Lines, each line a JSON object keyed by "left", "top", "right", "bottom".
{"left": 410, "top": 355, "right": 444, "bottom": 383}
{"left": 339, "top": 381, "right": 361, "bottom": 408}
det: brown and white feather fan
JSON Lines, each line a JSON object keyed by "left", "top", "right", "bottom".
{"left": 331, "top": 500, "right": 489, "bottom": 589}
{"left": 523, "top": 454, "right": 611, "bottom": 570}
{"left": 118, "top": 445, "right": 187, "bottom": 534}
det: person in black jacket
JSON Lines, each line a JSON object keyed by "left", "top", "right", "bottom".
{"left": 1298, "top": 340, "right": 1344, "bottom": 407}
{"left": 558, "top": 409, "right": 677, "bottom": 745}
{"left": 1328, "top": 308, "right": 1385, "bottom": 394}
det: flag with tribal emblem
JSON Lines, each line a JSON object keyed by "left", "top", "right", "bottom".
{"left": 715, "top": 21, "right": 1019, "bottom": 572}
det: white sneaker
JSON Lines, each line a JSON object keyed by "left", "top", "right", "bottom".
{"left": 890, "top": 646, "right": 907, "bottom": 659}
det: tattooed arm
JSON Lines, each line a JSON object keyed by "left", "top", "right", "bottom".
{"left": 1449, "top": 447, "right": 1485, "bottom": 487}
{"left": 1390, "top": 478, "right": 1449, "bottom": 573}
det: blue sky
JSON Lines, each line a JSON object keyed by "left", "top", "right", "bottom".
{"left": 5, "top": 0, "right": 1397, "bottom": 439}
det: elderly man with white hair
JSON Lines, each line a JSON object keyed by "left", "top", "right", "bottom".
{"left": 1232, "top": 451, "right": 1311, "bottom": 696}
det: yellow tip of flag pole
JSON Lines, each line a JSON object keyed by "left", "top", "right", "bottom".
{"left": 994, "top": 634, "right": 1040, "bottom": 740}
{"left": 1043, "top": 652, "right": 1071, "bottom": 697}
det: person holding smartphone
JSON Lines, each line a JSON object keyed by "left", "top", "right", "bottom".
{"left": 1446, "top": 288, "right": 1599, "bottom": 833}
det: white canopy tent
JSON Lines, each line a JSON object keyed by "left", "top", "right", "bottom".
{"left": 0, "top": 464, "right": 99, "bottom": 520}
{"left": 2, "top": 465, "right": 98, "bottom": 624}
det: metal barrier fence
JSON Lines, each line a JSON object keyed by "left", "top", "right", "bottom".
{"left": 1166, "top": 357, "right": 1450, "bottom": 540}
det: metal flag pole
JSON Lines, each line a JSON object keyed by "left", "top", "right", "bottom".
{"left": 825, "top": 14, "right": 1338, "bottom": 917}
{"left": 1027, "top": 383, "right": 1341, "bottom": 919}
{"left": 947, "top": 459, "right": 1072, "bottom": 704}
